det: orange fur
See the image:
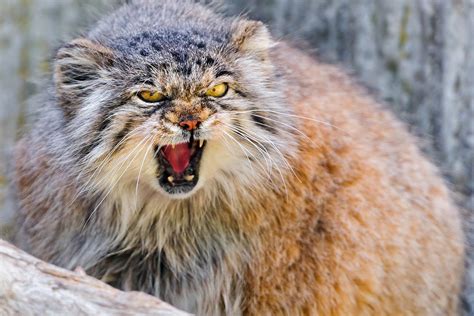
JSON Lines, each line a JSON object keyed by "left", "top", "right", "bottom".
{"left": 238, "top": 46, "right": 465, "bottom": 315}
{"left": 12, "top": 9, "right": 464, "bottom": 313}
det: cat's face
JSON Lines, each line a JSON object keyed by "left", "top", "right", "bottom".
{"left": 55, "top": 20, "right": 294, "bottom": 200}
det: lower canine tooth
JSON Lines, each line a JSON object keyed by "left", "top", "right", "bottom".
{"left": 184, "top": 175, "right": 195, "bottom": 181}
{"left": 199, "top": 140, "right": 204, "bottom": 148}
{"left": 167, "top": 176, "right": 174, "bottom": 183}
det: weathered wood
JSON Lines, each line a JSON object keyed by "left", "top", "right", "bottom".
{"left": 0, "top": 240, "right": 189, "bottom": 316}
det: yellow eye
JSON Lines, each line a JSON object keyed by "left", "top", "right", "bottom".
{"left": 205, "top": 83, "right": 228, "bottom": 98}
{"left": 137, "top": 90, "right": 165, "bottom": 103}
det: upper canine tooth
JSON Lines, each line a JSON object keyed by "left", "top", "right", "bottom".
{"left": 199, "top": 140, "right": 204, "bottom": 148}
{"left": 184, "top": 175, "right": 195, "bottom": 181}
{"left": 167, "top": 176, "right": 174, "bottom": 183}
{"left": 172, "top": 144, "right": 176, "bottom": 149}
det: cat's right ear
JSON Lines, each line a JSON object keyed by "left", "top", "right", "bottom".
{"left": 231, "top": 20, "right": 274, "bottom": 61}
{"left": 54, "top": 38, "right": 115, "bottom": 115}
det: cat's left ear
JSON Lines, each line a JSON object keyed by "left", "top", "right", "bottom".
{"left": 54, "top": 38, "right": 115, "bottom": 87}
{"left": 53, "top": 38, "right": 116, "bottom": 116}
{"left": 231, "top": 20, "right": 274, "bottom": 60}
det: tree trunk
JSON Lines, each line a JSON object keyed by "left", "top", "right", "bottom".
{"left": 0, "top": 240, "right": 189, "bottom": 316}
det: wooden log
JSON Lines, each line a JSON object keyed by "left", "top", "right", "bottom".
{"left": 0, "top": 240, "right": 189, "bottom": 316}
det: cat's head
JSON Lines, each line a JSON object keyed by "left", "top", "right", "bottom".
{"left": 54, "top": 0, "right": 296, "bottom": 200}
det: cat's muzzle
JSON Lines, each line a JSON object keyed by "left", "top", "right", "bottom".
{"left": 155, "top": 139, "right": 206, "bottom": 195}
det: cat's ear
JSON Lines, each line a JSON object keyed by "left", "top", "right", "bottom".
{"left": 54, "top": 38, "right": 115, "bottom": 112}
{"left": 231, "top": 20, "right": 274, "bottom": 60}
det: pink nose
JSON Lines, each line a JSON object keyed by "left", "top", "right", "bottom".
{"left": 179, "top": 119, "right": 200, "bottom": 131}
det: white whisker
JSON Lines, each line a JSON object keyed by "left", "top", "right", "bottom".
{"left": 135, "top": 137, "right": 154, "bottom": 209}
{"left": 222, "top": 124, "right": 285, "bottom": 193}
{"left": 82, "top": 135, "right": 152, "bottom": 231}
{"left": 67, "top": 125, "right": 146, "bottom": 210}
{"left": 223, "top": 109, "right": 349, "bottom": 135}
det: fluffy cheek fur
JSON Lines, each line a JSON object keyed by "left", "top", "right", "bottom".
{"left": 85, "top": 109, "right": 272, "bottom": 202}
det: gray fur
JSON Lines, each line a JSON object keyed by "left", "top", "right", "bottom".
{"left": 13, "top": 1, "right": 294, "bottom": 314}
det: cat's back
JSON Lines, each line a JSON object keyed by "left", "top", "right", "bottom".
{"left": 278, "top": 43, "right": 461, "bottom": 224}
{"left": 247, "top": 44, "right": 465, "bottom": 314}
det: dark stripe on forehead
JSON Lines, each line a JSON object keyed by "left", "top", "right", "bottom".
{"left": 171, "top": 51, "right": 188, "bottom": 63}
{"left": 179, "top": 64, "right": 193, "bottom": 76}
{"left": 205, "top": 56, "right": 215, "bottom": 66}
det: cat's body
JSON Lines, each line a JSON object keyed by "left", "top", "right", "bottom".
{"left": 13, "top": 0, "right": 464, "bottom": 315}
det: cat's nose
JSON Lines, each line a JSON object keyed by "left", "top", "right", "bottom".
{"left": 179, "top": 115, "right": 201, "bottom": 131}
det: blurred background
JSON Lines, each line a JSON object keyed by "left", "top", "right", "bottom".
{"left": 0, "top": 0, "right": 472, "bottom": 312}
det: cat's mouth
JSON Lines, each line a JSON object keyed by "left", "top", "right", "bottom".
{"left": 155, "top": 139, "right": 206, "bottom": 195}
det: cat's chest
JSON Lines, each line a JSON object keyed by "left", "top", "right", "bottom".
{"left": 95, "top": 190, "right": 247, "bottom": 314}
{"left": 90, "top": 245, "right": 242, "bottom": 315}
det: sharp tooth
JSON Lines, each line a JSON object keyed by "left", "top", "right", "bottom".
{"left": 199, "top": 139, "right": 204, "bottom": 148}
{"left": 184, "top": 175, "right": 195, "bottom": 181}
{"left": 167, "top": 176, "right": 174, "bottom": 183}
{"left": 172, "top": 144, "right": 176, "bottom": 149}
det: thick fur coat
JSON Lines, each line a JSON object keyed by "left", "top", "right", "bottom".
{"left": 13, "top": 0, "right": 464, "bottom": 315}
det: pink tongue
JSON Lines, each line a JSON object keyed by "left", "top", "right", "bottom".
{"left": 162, "top": 143, "right": 191, "bottom": 173}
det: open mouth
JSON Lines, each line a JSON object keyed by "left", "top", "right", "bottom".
{"left": 155, "top": 139, "right": 206, "bottom": 195}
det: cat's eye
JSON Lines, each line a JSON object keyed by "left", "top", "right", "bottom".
{"left": 205, "top": 83, "right": 228, "bottom": 98}
{"left": 137, "top": 90, "right": 165, "bottom": 103}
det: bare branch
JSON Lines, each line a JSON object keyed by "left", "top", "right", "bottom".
{"left": 0, "top": 240, "right": 190, "bottom": 316}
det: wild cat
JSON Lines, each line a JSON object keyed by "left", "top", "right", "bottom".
{"left": 13, "top": 0, "right": 464, "bottom": 315}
